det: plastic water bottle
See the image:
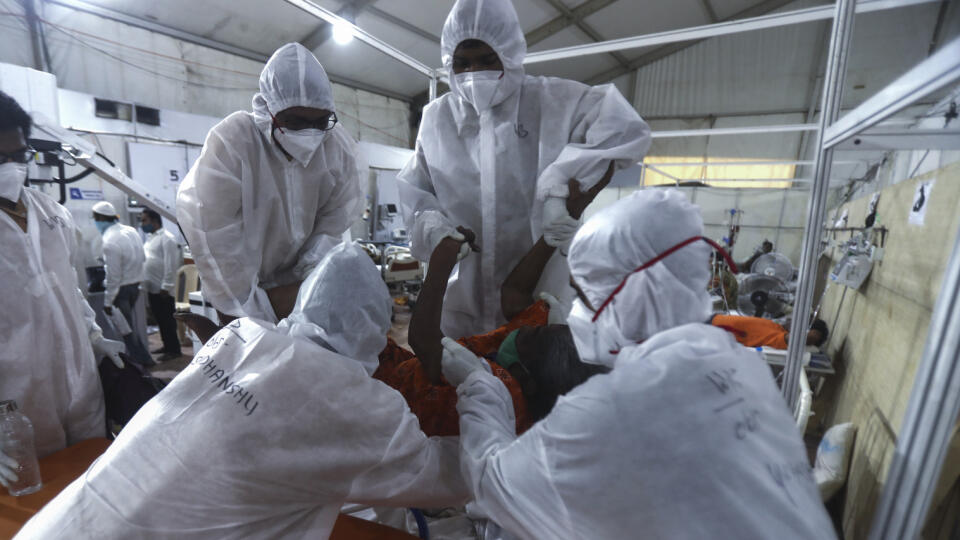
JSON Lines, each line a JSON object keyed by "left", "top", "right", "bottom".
{"left": 0, "top": 400, "right": 42, "bottom": 496}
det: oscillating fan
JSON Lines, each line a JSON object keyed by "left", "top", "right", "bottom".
{"left": 751, "top": 253, "right": 796, "bottom": 283}
{"left": 737, "top": 274, "right": 792, "bottom": 318}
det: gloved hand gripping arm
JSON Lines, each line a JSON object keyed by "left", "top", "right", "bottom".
{"left": 542, "top": 166, "right": 616, "bottom": 254}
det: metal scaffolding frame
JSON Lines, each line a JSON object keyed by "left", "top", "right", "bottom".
{"left": 523, "top": 0, "right": 939, "bottom": 65}
{"left": 781, "top": 0, "right": 856, "bottom": 413}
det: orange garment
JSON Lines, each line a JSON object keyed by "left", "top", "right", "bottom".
{"left": 711, "top": 314, "right": 788, "bottom": 349}
{"left": 374, "top": 301, "right": 549, "bottom": 437}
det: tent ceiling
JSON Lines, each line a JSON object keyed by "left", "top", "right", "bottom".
{"left": 54, "top": 0, "right": 948, "bottom": 114}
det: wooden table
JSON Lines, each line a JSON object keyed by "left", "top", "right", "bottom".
{"left": 0, "top": 438, "right": 419, "bottom": 539}
{"left": 0, "top": 438, "right": 111, "bottom": 539}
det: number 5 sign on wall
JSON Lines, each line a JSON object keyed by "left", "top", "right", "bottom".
{"left": 170, "top": 170, "right": 180, "bottom": 182}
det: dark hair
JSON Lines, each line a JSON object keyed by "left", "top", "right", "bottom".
{"left": 810, "top": 319, "right": 829, "bottom": 346}
{"left": 0, "top": 91, "right": 32, "bottom": 139}
{"left": 142, "top": 208, "right": 163, "bottom": 224}
{"left": 456, "top": 39, "right": 489, "bottom": 50}
{"left": 515, "top": 325, "right": 609, "bottom": 421}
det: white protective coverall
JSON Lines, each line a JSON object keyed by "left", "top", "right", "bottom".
{"left": 177, "top": 42, "right": 361, "bottom": 323}
{"left": 101, "top": 222, "right": 145, "bottom": 306}
{"left": 142, "top": 227, "right": 180, "bottom": 294}
{"left": 16, "top": 243, "right": 469, "bottom": 540}
{"left": 0, "top": 187, "right": 106, "bottom": 458}
{"left": 398, "top": 0, "right": 651, "bottom": 338}
{"left": 454, "top": 190, "right": 837, "bottom": 540}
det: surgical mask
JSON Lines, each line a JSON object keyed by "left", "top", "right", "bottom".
{"left": 0, "top": 162, "right": 27, "bottom": 202}
{"left": 141, "top": 223, "right": 157, "bottom": 234}
{"left": 566, "top": 298, "right": 627, "bottom": 367}
{"left": 568, "top": 235, "right": 737, "bottom": 367}
{"left": 273, "top": 128, "right": 327, "bottom": 166}
{"left": 453, "top": 71, "right": 507, "bottom": 112}
{"left": 95, "top": 221, "right": 113, "bottom": 235}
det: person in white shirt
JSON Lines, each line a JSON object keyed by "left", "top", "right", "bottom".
{"left": 0, "top": 92, "right": 122, "bottom": 470}
{"left": 140, "top": 208, "right": 182, "bottom": 362}
{"left": 93, "top": 200, "right": 152, "bottom": 366}
{"left": 177, "top": 43, "right": 360, "bottom": 325}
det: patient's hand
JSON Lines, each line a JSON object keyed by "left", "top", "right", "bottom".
{"left": 174, "top": 312, "right": 222, "bottom": 345}
{"left": 567, "top": 162, "right": 615, "bottom": 219}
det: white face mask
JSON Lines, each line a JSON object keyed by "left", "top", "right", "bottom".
{"left": 566, "top": 297, "right": 627, "bottom": 368}
{"left": 453, "top": 71, "right": 507, "bottom": 112}
{"left": 274, "top": 128, "right": 327, "bottom": 166}
{"left": 0, "top": 162, "right": 27, "bottom": 202}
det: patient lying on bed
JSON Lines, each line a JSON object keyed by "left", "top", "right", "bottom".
{"left": 711, "top": 313, "right": 829, "bottom": 349}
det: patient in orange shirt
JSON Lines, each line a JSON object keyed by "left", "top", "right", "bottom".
{"left": 711, "top": 314, "right": 828, "bottom": 350}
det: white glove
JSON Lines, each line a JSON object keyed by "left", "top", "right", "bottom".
{"left": 539, "top": 292, "right": 571, "bottom": 325}
{"left": 542, "top": 197, "right": 580, "bottom": 252}
{"left": 0, "top": 449, "right": 18, "bottom": 489}
{"left": 441, "top": 337, "right": 491, "bottom": 387}
{"left": 427, "top": 227, "right": 471, "bottom": 262}
{"left": 91, "top": 333, "right": 125, "bottom": 368}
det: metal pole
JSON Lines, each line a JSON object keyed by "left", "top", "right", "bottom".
{"left": 429, "top": 73, "right": 438, "bottom": 102}
{"left": 868, "top": 223, "right": 960, "bottom": 540}
{"left": 523, "top": 0, "right": 936, "bottom": 65}
{"left": 282, "top": 0, "right": 435, "bottom": 78}
{"left": 651, "top": 124, "right": 818, "bottom": 138}
{"left": 21, "top": 0, "right": 48, "bottom": 71}
{"left": 782, "top": 0, "right": 856, "bottom": 410}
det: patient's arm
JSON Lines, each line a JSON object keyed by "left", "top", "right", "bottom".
{"left": 500, "top": 239, "right": 556, "bottom": 322}
{"left": 500, "top": 167, "right": 616, "bottom": 321}
{"left": 409, "top": 228, "right": 476, "bottom": 384}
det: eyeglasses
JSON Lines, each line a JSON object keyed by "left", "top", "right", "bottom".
{"left": 0, "top": 147, "right": 36, "bottom": 165}
{"left": 276, "top": 113, "right": 338, "bottom": 132}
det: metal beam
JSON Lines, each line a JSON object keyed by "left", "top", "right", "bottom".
{"left": 300, "top": 0, "right": 377, "bottom": 51}
{"left": 367, "top": 6, "right": 440, "bottom": 44}
{"left": 697, "top": 0, "right": 720, "bottom": 23}
{"left": 21, "top": 0, "right": 48, "bottom": 71}
{"left": 524, "top": 0, "right": 619, "bottom": 46}
{"left": 647, "top": 159, "right": 866, "bottom": 167}
{"left": 783, "top": 0, "right": 857, "bottom": 411}
{"left": 583, "top": 0, "right": 798, "bottom": 84}
{"left": 283, "top": 0, "right": 434, "bottom": 77}
{"left": 32, "top": 117, "right": 178, "bottom": 221}
{"left": 651, "top": 123, "right": 818, "bottom": 138}
{"left": 834, "top": 127, "right": 960, "bottom": 151}
{"left": 48, "top": 0, "right": 270, "bottom": 63}
{"left": 47, "top": 0, "right": 414, "bottom": 101}
{"left": 795, "top": 19, "right": 831, "bottom": 179}
{"left": 534, "top": 0, "right": 633, "bottom": 73}
{"left": 927, "top": 0, "right": 952, "bottom": 56}
{"left": 525, "top": 0, "right": 938, "bottom": 78}
{"left": 823, "top": 36, "right": 960, "bottom": 149}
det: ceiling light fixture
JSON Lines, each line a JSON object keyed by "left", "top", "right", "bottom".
{"left": 332, "top": 20, "right": 354, "bottom": 45}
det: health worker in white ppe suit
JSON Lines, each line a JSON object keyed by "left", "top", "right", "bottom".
{"left": 16, "top": 243, "right": 470, "bottom": 540}
{"left": 398, "top": 0, "right": 651, "bottom": 339}
{"left": 92, "top": 200, "right": 153, "bottom": 367}
{"left": 440, "top": 189, "right": 838, "bottom": 540}
{"left": 177, "top": 42, "right": 361, "bottom": 324}
{"left": 0, "top": 92, "right": 121, "bottom": 478}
